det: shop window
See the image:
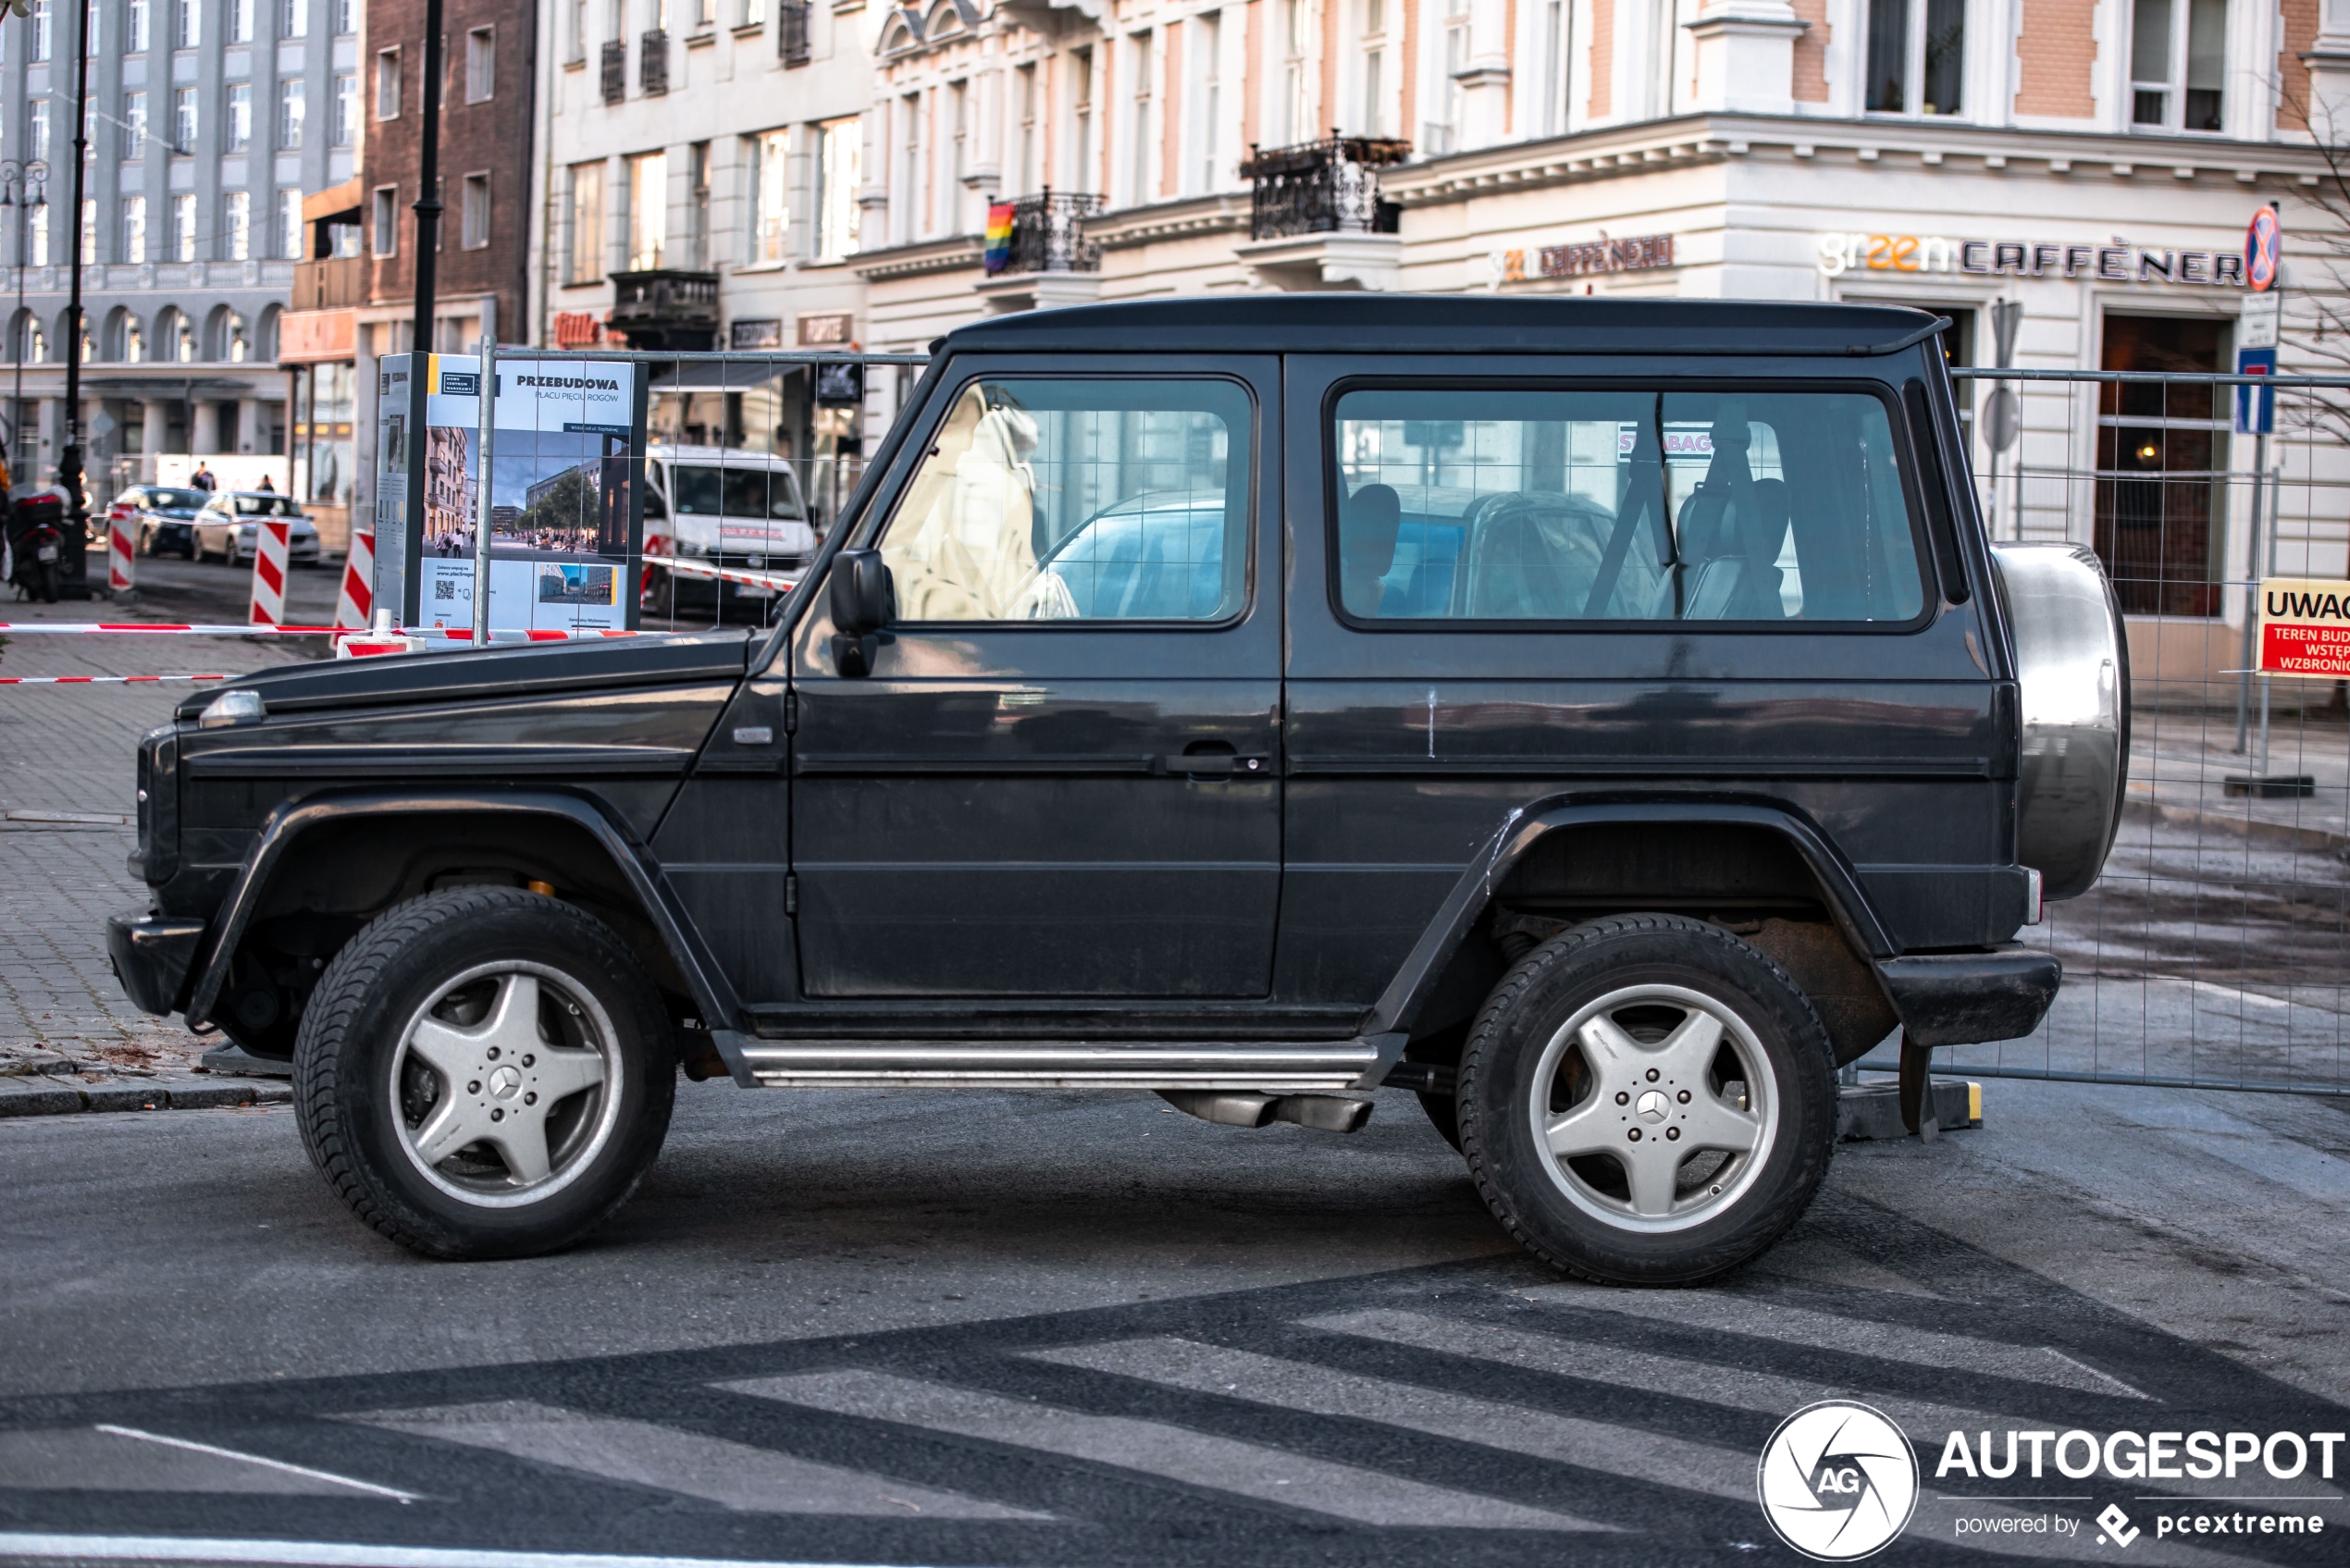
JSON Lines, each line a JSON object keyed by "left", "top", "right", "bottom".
{"left": 2131, "top": 0, "right": 2226, "bottom": 132}
{"left": 1865, "top": 0, "right": 1964, "bottom": 116}
{"left": 2096, "top": 314, "right": 2230, "bottom": 617}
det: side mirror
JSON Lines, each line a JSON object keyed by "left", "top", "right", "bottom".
{"left": 828, "top": 548, "right": 896, "bottom": 676}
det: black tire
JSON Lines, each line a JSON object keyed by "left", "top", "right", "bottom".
{"left": 1417, "top": 1090, "right": 1464, "bottom": 1154}
{"left": 1458, "top": 913, "right": 1837, "bottom": 1287}
{"left": 293, "top": 887, "right": 676, "bottom": 1260}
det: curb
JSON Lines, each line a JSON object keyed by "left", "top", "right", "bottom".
{"left": 0, "top": 1073, "right": 292, "bottom": 1118}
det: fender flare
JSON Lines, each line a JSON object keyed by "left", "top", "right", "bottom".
{"left": 1364, "top": 797, "right": 1897, "bottom": 1040}
{"left": 184, "top": 789, "right": 754, "bottom": 1082}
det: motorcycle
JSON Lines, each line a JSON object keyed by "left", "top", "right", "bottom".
{"left": 6, "top": 494, "right": 67, "bottom": 603}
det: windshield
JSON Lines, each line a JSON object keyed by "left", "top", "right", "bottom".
{"left": 667, "top": 465, "right": 802, "bottom": 521}
{"left": 230, "top": 494, "right": 305, "bottom": 516}
{"left": 146, "top": 488, "right": 207, "bottom": 511}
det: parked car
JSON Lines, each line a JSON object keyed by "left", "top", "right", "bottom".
{"left": 193, "top": 491, "right": 319, "bottom": 566}
{"left": 640, "top": 446, "right": 814, "bottom": 611}
{"left": 114, "top": 486, "right": 212, "bottom": 559}
{"left": 106, "top": 298, "right": 2127, "bottom": 1283}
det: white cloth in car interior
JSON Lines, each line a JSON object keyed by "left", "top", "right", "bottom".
{"left": 881, "top": 388, "right": 1043, "bottom": 620}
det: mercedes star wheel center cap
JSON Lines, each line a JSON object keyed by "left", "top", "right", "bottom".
{"left": 1636, "top": 1089, "right": 1670, "bottom": 1123}
{"left": 489, "top": 1065, "right": 523, "bottom": 1100}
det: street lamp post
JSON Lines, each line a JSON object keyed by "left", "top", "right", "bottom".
{"left": 58, "top": 0, "right": 94, "bottom": 548}
{"left": 0, "top": 159, "right": 50, "bottom": 475}
{"left": 400, "top": 0, "right": 447, "bottom": 625}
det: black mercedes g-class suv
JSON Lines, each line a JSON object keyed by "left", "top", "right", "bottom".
{"left": 108, "top": 298, "right": 2126, "bottom": 1284}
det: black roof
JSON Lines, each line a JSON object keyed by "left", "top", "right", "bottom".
{"left": 937, "top": 296, "right": 1948, "bottom": 358}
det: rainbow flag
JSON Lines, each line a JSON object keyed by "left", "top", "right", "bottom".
{"left": 983, "top": 203, "right": 1015, "bottom": 275}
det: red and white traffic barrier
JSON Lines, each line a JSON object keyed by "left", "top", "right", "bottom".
{"left": 643, "top": 552, "right": 800, "bottom": 594}
{"left": 0, "top": 622, "right": 343, "bottom": 635}
{"left": 335, "top": 527, "right": 375, "bottom": 631}
{"left": 0, "top": 673, "right": 230, "bottom": 685}
{"left": 107, "top": 512, "right": 135, "bottom": 598}
{"left": 248, "top": 519, "right": 292, "bottom": 627}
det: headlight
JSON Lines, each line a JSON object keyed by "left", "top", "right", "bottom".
{"left": 198, "top": 688, "right": 266, "bottom": 729}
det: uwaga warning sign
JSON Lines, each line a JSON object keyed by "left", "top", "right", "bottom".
{"left": 2257, "top": 578, "right": 2350, "bottom": 677}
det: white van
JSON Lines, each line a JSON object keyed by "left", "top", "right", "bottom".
{"left": 641, "top": 445, "right": 815, "bottom": 607}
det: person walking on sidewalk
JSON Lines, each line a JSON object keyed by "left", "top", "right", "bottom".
{"left": 191, "top": 463, "right": 216, "bottom": 492}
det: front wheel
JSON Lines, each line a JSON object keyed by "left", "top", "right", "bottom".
{"left": 1458, "top": 914, "right": 1837, "bottom": 1286}
{"left": 293, "top": 887, "right": 677, "bottom": 1260}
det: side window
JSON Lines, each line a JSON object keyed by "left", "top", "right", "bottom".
{"left": 879, "top": 377, "right": 1251, "bottom": 623}
{"left": 1330, "top": 388, "right": 1927, "bottom": 624}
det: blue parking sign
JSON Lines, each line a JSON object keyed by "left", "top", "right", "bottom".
{"left": 2236, "top": 348, "right": 2275, "bottom": 434}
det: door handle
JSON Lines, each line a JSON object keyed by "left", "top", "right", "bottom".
{"left": 1155, "top": 753, "right": 1270, "bottom": 778}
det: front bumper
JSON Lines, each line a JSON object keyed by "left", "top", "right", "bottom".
{"left": 1879, "top": 945, "right": 2062, "bottom": 1048}
{"left": 105, "top": 912, "right": 207, "bottom": 1016}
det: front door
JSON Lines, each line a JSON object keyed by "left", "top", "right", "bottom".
{"left": 788, "top": 359, "right": 1281, "bottom": 998}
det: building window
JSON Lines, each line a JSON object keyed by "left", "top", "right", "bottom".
{"left": 282, "top": 0, "right": 306, "bottom": 35}
{"left": 1358, "top": 0, "right": 1382, "bottom": 138}
{"left": 127, "top": 0, "right": 149, "bottom": 51}
{"left": 1070, "top": 47, "right": 1093, "bottom": 189}
{"left": 812, "top": 115, "right": 860, "bottom": 259}
{"left": 80, "top": 198, "right": 96, "bottom": 265}
{"left": 1194, "top": 15, "right": 1221, "bottom": 187}
{"left": 567, "top": 0, "right": 587, "bottom": 62}
{"left": 121, "top": 194, "right": 147, "bottom": 260}
{"left": 371, "top": 183, "right": 397, "bottom": 254}
{"left": 693, "top": 0, "right": 713, "bottom": 29}
{"left": 1283, "top": 0, "right": 1311, "bottom": 143}
{"left": 334, "top": 0, "right": 353, "bottom": 33}
{"left": 174, "top": 0, "right": 196, "bottom": 46}
{"left": 1429, "top": 0, "right": 1466, "bottom": 152}
{"left": 745, "top": 0, "right": 767, "bottom": 29}
{"left": 123, "top": 91, "right": 147, "bottom": 156}
{"left": 171, "top": 191, "right": 197, "bottom": 260}
{"left": 172, "top": 87, "right": 197, "bottom": 151}
{"left": 376, "top": 48, "right": 401, "bottom": 118}
{"left": 333, "top": 71, "right": 357, "bottom": 144}
{"left": 951, "top": 78, "right": 971, "bottom": 218}
{"left": 31, "top": 0, "right": 51, "bottom": 59}
{"left": 2132, "top": 0, "right": 2225, "bottom": 130}
{"left": 228, "top": 0, "right": 251, "bottom": 43}
{"left": 1540, "top": 0, "right": 1567, "bottom": 134}
{"left": 28, "top": 205, "right": 50, "bottom": 267}
{"left": 626, "top": 149, "right": 665, "bottom": 269}
{"left": 567, "top": 161, "right": 604, "bottom": 280}
{"left": 747, "top": 129, "right": 786, "bottom": 265}
{"left": 1865, "top": 0, "right": 1964, "bottom": 115}
{"left": 224, "top": 190, "right": 250, "bottom": 258}
{"left": 227, "top": 82, "right": 253, "bottom": 150}
{"left": 460, "top": 172, "right": 490, "bottom": 247}
{"left": 278, "top": 188, "right": 301, "bottom": 256}
{"left": 686, "top": 140, "right": 711, "bottom": 266}
{"left": 1017, "top": 63, "right": 1039, "bottom": 194}
{"left": 779, "top": 0, "right": 809, "bottom": 64}
{"left": 465, "top": 26, "right": 495, "bottom": 102}
{"left": 278, "top": 80, "right": 304, "bottom": 148}
{"left": 1126, "top": 38, "right": 1149, "bottom": 203}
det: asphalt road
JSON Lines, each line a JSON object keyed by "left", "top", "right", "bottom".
{"left": 1, "top": 1074, "right": 2345, "bottom": 1567}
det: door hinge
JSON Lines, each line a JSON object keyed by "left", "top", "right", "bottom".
{"left": 782, "top": 687, "right": 798, "bottom": 735}
{"left": 785, "top": 872, "right": 798, "bottom": 917}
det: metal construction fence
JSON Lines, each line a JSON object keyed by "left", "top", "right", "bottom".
{"left": 1862, "top": 364, "right": 2349, "bottom": 1099}
{"left": 439, "top": 349, "right": 2350, "bottom": 1099}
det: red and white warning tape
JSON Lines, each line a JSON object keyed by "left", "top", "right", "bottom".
{"left": 0, "top": 623, "right": 660, "bottom": 639}
{"left": 0, "top": 673, "right": 229, "bottom": 685}
{"left": 643, "top": 553, "right": 801, "bottom": 593}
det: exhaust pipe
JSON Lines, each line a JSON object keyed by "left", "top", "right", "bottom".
{"left": 1157, "top": 1091, "right": 1374, "bottom": 1134}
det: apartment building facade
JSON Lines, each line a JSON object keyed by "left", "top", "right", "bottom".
{"left": 531, "top": 0, "right": 873, "bottom": 470}
{"left": 2, "top": 0, "right": 360, "bottom": 496}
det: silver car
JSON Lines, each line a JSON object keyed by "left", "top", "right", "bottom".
{"left": 194, "top": 491, "right": 320, "bottom": 566}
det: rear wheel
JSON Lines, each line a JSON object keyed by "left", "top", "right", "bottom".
{"left": 293, "top": 887, "right": 676, "bottom": 1260}
{"left": 1458, "top": 913, "right": 1837, "bottom": 1286}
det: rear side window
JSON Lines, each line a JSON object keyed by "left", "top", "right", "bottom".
{"left": 1330, "top": 388, "right": 1926, "bottom": 624}
{"left": 878, "top": 377, "right": 1250, "bottom": 623}
{"left": 669, "top": 465, "right": 804, "bottom": 520}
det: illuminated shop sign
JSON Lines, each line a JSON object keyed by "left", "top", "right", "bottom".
{"left": 1493, "top": 233, "right": 1676, "bottom": 283}
{"left": 1816, "top": 231, "right": 2246, "bottom": 286}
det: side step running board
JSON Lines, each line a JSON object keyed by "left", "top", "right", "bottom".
{"left": 735, "top": 1035, "right": 1404, "bottom": 1092}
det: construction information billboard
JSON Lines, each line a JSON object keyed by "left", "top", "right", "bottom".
{"left": 377, "top": 353, "right": 648, "bottom": 633}
{"left": 2257, "top": 577, "right": 2350, "bottom": 677}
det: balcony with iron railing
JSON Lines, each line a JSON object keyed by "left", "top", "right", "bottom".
{"left": 1237, "top": 134, "right": 1409, "bottom": 241}
{"left": 608, "top": 268, "right": 719, "bottom": 351}
{"left": 984, "top": 191, "right": 1105, "bottom": 276}
{"left": 600, "top": 39, "right": 625, "bottom": 103}
{"left": 779, "top": 0, "right": 810, "bottom": 65}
